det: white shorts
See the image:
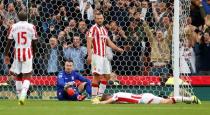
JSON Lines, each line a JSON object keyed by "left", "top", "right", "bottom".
{"left": 91, "top": 54, "right": 111, "bottom": 75}
{"left": 10, "top": 58, "right": 33, "bottom": 74}
{"left": 139, "top": 93, "right": 164, "bottom": 104}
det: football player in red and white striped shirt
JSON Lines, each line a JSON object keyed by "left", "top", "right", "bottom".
{"left": 92, "top": 92, "right": 201, "bottom": 104}
{"left": 87, "top": 12, "right": 124, "bottom": 101}
{"left": 4, "top": 11, "right": 37, "bottom": 105}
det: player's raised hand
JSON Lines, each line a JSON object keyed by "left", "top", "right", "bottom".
{"left": 4, "top": 56, "right": 10, "bottom": 64}
{"left": 63, "top": 42, "right": 68, "bottom": 49}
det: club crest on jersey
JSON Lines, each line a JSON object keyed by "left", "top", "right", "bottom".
{"left": 71, "top": 76, "right": 74, "bottom": 80}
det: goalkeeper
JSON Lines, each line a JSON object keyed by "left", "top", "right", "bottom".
{"left": 56, "top": 60, "right": 91, "bottom": 101}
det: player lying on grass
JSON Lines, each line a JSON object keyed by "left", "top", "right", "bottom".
{"left": 57, "top": 60, "right": 91, "bottom": 101}
{"left": 92, "top": 92, "right": 201, "bottom": 104}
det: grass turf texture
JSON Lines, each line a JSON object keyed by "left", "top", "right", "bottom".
{"left": 0, "top": 100, "right": 210, "bottom": 115}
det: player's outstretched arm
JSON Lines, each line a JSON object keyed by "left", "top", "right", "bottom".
{"left": 107, "top": 38, "right": 124, "bottom": 53}
{"left": 32, "top": 39, "right": 38, "bottom": 56}
{"left": 4, "top": 39, "right": 13, "bottom": 64}
{"left": 75, "top": 72, "right": 91, "bottom": 84}
{"left": 86, "top": 32, "right": 92, "bottom": 65}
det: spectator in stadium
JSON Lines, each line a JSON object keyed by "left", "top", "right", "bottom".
{"left": 180, "top": 39, "right": 196, "bottom": 75}
{"left": 101, "top": 0, "right": 112, "bottom": 25}
{"left": 128, "top": 6, "right": 137, "bottom": 19}
{"left": 108, "top": 21, "right": 122, "bottom": 43}
{"left": 203, "top": 15, "right": 210, "bottom": 32}
{"left": 79, "top": 0, "right": 94, "bottom": 21}
{"left": 58, "top": 30, "right": 71, "bottom": 46}
{"left": 126, "top": 18, "right": 143, "bottom": 41}
{"left": 162, "top": 15, "right": 173, "bottom": 35}
{"left": 65, "top": 0, "right": 82, "bottom": 21}
{"left": 202, "top": 0, "right": 210, "bottom": 15}
{"left": 0, "top": 15, "right": 8, "bottom": 75}
{"left": 29, "top": 5, "right": 44, "bottom": 42}
{"left": 51, "top": 12, "right": 66, "bottom": 33}
{"left": 108, "top": 21, "right": 139, "bottom": 75}
{"left": 45, "top": 36, "right": 64, "bottom": 75}
{"left": 63, "top": 35, "right": 87, "bottom": 73}
{"left": 56, "top": 59, "right": 91, "bottom": 101}
{"left": 59, "top": 6, "right": 68, "bottom": 22}
{"left": 140, "top": 0, "right": 153, "bottom": 23}
{"left": 76, "top": 20, "right": 88, "bottom": 45}
{"left": 194, "top": 29, "right": 210, "bottom": 75}
{"left": 33, "top": 42, "right": 47, "bottom": 76}
{"left": 46, "top": 24, "right": 57, "bottom": 39}
{"left": 67, "top": 19, "right": 77, "bottom": 38}
{"left": 92, "top": 92, "right": 201, "bottom": 104}
{"left": 143, "top": 20, "right": 173, "bottom": 85}
{"left": 0, "top": 2, "right": 6, "bottom": 23}
{"left": 29, "top": 5, "right": 40, "bottom": 25}
{"left": 180, "top": 17, "right": 198, "bottom": 74}
{"left": 4, "top": 3, "right": 19, "bottom": 28}
{"left": 14, "top": 0, "right": 26, "bottom": 12}
{"left": 152, "top": 1, "right": 168, "bottom": 23}
{"left": 110, "top": 0, "right": 129, "bottom": 30}
{"left": 132, "top": 0, "right": 140, "bottom": 10}
{"left": 190, "top": 0, "right": 205, "bottom": 27}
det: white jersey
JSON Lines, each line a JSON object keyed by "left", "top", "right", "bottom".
{"left": 112, "top": 92, "right": 164, "bottom": 104}
{"left": 8, "top": 21, "right": 37, "bottom": 62}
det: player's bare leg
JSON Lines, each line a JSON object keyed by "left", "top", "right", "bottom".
{"left": 7, "top": 71, "right": 22, "bottom": 99}
{"left": 77, "top": 82, "right": 87, "bottom": 100}
{"left": 78, "top": 82, "right": 86, "bottom": 93}
{"left": 160, "top": 98, "right": 174, "bottom": 104}
{"left": 18, "top": 72, "right": 32, "bottom": 105}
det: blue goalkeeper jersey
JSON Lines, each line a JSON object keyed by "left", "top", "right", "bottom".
{"left": 56, "top": 70, "right": 91, "bottom": 91}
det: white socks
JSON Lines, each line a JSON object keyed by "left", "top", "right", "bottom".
{"left": 98, "top": 81, "right": 107, "bottom": 96}
{"left": 92, "top": 81, "right": 107, "bottom": 97}
{"left": 19, "top": 80, "right": 30, "bottom": 100}
{"left": 15, "top": 81, "right": 22, "bottom": 99}
{"left": 91, "top": 83, "right": 99, "bottom": 97}
{"left": 173, "top": 96, "right": 193, "bottom": 103}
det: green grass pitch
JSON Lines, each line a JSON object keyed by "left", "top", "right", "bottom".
{"left": 1, "top": 100, "right": 210, "bottom": 115}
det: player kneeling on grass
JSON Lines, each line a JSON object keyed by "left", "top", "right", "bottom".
{"left": 57, "top": 60, "right": 91, "bottom": 101}
{"left": 92, "top": 92, "right": 201, "bottom": 104}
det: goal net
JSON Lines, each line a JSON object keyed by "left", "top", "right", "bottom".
{"left": 0, "top": 0, "right": 194, "bottom": 100}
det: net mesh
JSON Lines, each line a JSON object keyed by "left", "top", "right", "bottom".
{"left": 0, "top": 0, "right": 194, "bottom": 100}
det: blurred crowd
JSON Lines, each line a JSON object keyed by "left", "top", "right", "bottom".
{"left": 0, "top": 0, "right": 210, "bottom": 76}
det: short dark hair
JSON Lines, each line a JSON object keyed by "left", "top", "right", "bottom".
{"left": 94, "top": 12, "right": 103, "bottom": 18}
{"left": 73, "top": 33, "right": 80, "bottom": 37}
{"left": 100, "top": 94, "right": 112, "bottom": 101}
{"left": 65, "top": 59, "right": 73, "bottom": 64}
{"left": 18, "top": 11, "right": 27, "bottom": 21}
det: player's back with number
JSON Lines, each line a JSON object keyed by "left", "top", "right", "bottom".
{"left": 8, "top": 21, "right": 37, "bottom": 61}
{"left": 4, "top": 11, "right": 38, "bottom": 105}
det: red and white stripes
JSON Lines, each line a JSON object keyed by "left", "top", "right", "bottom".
{"left": 88, "top": 24, "right": 108, "bottom": 57}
